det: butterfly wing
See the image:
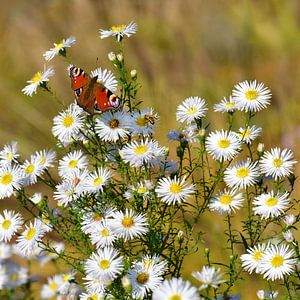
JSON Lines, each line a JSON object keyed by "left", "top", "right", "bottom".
{"left": 95, "top": 84, "right": 121, "bottom": 112}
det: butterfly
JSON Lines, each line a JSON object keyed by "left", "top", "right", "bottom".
{"left": 68, "top": 65, "right": 120, "bottom": 114}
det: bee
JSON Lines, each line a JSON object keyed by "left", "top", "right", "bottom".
{"left": 143, "top": 114, "right": 158, "bottom": 125}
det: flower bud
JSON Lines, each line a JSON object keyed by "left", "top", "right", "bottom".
{"left": 121, "top": 275, "right": 131, "bottom": 289}
{"left": 198, "top": 128, "right": 206, "bottom": 137}
{"left": 108, "top": 52, "right": 116, "bottom": 61}
{"left": 116, "top": 53, "right": 123, "bottom": 62}
{"left": 282, "top": 214, "right": 296, "bottom": 226}
{"left": 282, "top": 230, "right": 294, "bottom": 243}
{"left": 178, "top": 230, "right": 184, "bottom": 240}
{"left": 257, "top": 143, "right": 264, "bottom": 153}
{"left": 130, "top": 69, "right": 137, "bottom": 78}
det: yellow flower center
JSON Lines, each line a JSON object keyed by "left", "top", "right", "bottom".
{"left": 2, "top": 220, "right": 11, "bottom": 230}
{"left": 39, "top": 157, "right": 46, "bottom": 165}
{"left": 253, "top": 251, "right": 264, "bottom": 261}
{"left": 265, "top": 197, "right": 278, "bottom": 207}
{"left": 136, "top": 272, "right": 149, "bottom": 285}
{"left": 87, "top": 296, "right": 98, "bottom": 300}
{"left": 6, "top": 152, "right": 13, "bottom": 160}
{"left": 271, "top": 255, "right": 284, "bottom": 267}
{"left": 93, "top": 213, "right": 102, "bottom": 222}
{"left": 122, "top": 216, "right": 134, "bottom": 228}
{"left": 134, "top": 145, "right": 147, "bottom": 155}
{"left": 169, "top": 294, "right": 182, "bottom": 300}
{"left": 239, "top": 129, "right": 250, "bottom": 138}
{"left": 218, "top": 139, "right": 230, "bottom": 149}
{"left": 49, "top": 282, "right": 58, "bottom": 291}
{"left": 11, "top": 273, "right": 19, "bottom": 281}
{"left": 31, "top": 72, "right": 43, "bottom": 83}
{"left": 187, "top": 107, "right": 197, "bottom": 115}
{"left": 93, "top": 177, "right": 103, "bottom": 186}
{"left": 169, "top": 183, "right": 182, "bottom": 194}
{"left": 273, "top": 158, "right": 283, "bottom": 168}
{"left": 54, "top": 41, "right": 64, "bottom": 50}
{"left": 225, "top": 103, "right": 235, "bottom": 108}
{"left": 245, "top": 89, "right": 259, "bottom": 100}
{"left": 68, "top": 159, "right": 78, "bottom": 169}
{"left": 25, "top": 228, "right": 36, "bottom": 240}
{"left": 220, "top": 194, "right": 232, "bottom": 205}
{"left": 99, "top": 259, "right": 110, "bottom": 269}
{"left": 63, "top": 274, "right": 70, "bottom": 282}
{"left": 236, "top": 167, "right": 249, "bottom": 178}
{"left": 136, "top": 116, "right": 148, "bottom": 127}
{"left": 111, "top": 25, "right": 126, "bottom": 32}
{"left": 25, "top": 163, "right": 35, "bottom": 174}
{"left": 109, "top": 119, "right": 120, "bottom": 128}
{"left": 63, "top": 115, "right": 74, "bottom": 128}
{"left": 101, "top": 228, "right": 110, "bottom": 237}
{"left": 137, "top": 186, "right": 147, "bottom": 194}
{"left": 1, "top": 173, "right": 13, "bottom": 185}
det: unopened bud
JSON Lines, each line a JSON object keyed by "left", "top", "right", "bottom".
{"left": 198, "top": 128, "right": 206, "bottom": 137}
{"left": 257, "top": 143, "right": 264, "bottom": 153}
{"left": 178, "top": 230, "right": 184, "bottom": 240}
{"left": 204, "top": 248, "right": 210, "bottom": 255}
{"left": 283, "top": 230, "right": 294, "bottom": 243}
{"left": 116, "top": 53, "right": 123, "bottom": 62}
{"left": 121, "top": 276, "right": 131, "bottom": 289}
{"left": 108, "top": 52, "right": 116, "bottom": 61}
{"left": 130, "top": 69, "right": 137, "bottom": 78}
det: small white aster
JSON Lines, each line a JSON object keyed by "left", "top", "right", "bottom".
{"left": 0, "top": 141, "right": 19, "bottom": 166}
{"left": 282, "top": 230, "right": 294, "bottom": 243}
{"left": 0, "top": 164, "right": 23, "bottom": 199}
{"left": 34, "top": 149, "right": 56, "bottom": 169}
{"left": 232, "top": 80, "right": 272, "bottom": 112}
{"left": 236, "top": 125, "right": 262, "bottom": 144}
{"left": 90, "top": 68, "right": 118, "bottom": 92}
{"left": 282, "top": 214, "right": 296, "bottom": 226}
{"left": 83, "top": 167, "right": 112, "bottom": 194}
{"left": 214, "top": 96, "right": 236, "bottom": 113}
{"left": 224, "top": 159, "right": 260, "bottom": 189}
{"left": 155, "top": 176, "right": 195, "bottom": 205}
{"left": 4, "top": 261, "right": 28, "bottom": 289}
{"left": 22, "top": 155, "right": 44, "bottom": 186}
{"left": 0, "top": 210, "right": 23, "bottom": 242}
{"left": 259, "top": 148, "right": 297, "bottom": 180}
{"left": 79, "top": 291, "right": 105, "bottom": 300}
{"left": 253, "top": 191, "right": 290, "bottom": 219}
{"left": 41, "top": 274, "right": 63, "bottom": 298}
{"left": 22, "top": 66, "right": 55, "bottom": 97}
{"left": 43, "top": 36, "right": 76, "bottom": 61}
{"left": 83, "top": 274, "right": 110, "bottom": 294}
{"left": 205, "top": 130, "right": 241, "bottom": 161}
{"left": 209, "top": 189, "right": 244, "bottom": 215}
{"left": 57, "top": 270, "right": 76, "bottom": 295}
{"left": 100, "top": 21, "right": 137, "bottom": 41}
{"left": 176, "top": 96, "right": 207, "bottom": 124}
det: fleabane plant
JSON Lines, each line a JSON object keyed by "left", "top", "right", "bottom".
{"left": 0, "top": 21, "right": 299, "bottom": 300}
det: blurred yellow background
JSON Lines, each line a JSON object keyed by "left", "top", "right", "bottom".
{"left": 1, "top": 0, "right": 300, "bottom": 298}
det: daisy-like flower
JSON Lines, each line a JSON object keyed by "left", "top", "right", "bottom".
{"left": 22, "top": 66, "right": 55, "bottom": 97}
{"left": 232, "top": 80, "right": 272, "bottom": 112}
{"left": 224, "top": 159, "right": 260, "bottom": 189}
{"left": 192, "top": 265, "right": 225, "bottom": 291}
{"left": 80, "top": 291, "right": 105, "bottom": 300}
{"left": 236, "top": 125, "right": 262, "bottom": 144}
{"left": 29, "top": 192, "right": 43, "bottom": 205}
{"left": 34, "top": 149, "right": 56, "bottom": 169}
{"left": 83, "top": 167, "right": 112, "bottom": 194}
{"left": 205, "top": 130, "right": 241, "bottom": 161}
{"left": 0, "top": 141, "right": 19, "bottom": 166}
{"left": 120, "top": 139, "right": 164, "bottom": 167}
{"left": 95, "top": 111, "right": 130, "bottom": 142}
{"left": 209, "top": 189, "right": 244, "bottom": 215}
{"left": 90, "top": 68, "right": 118, "bottom": 92}
{"left": 83, "top": 274, "right": 110, "bottom": 294}
{"left": 41, "top": 274, "right": 63, "bottom": 299}
{"left": 57, "top": 271, "right": 76, "bottom": 295}
{"left": 58, "top": 150, "right": 88, "bottom": 178}
{"left": 109, "top": 209, "right": 148, "bottom": 241}
{"left": 240, "top": 244, "right": 267, "bottom": 274}
{"left": 214, "top": 96, "right": 236, "bottom": 113}
{"left": 0, "top": 210, "right": 23, "bottom": 242}
{"left": 282, "top": 214, "right": 296, "bottom": 226}
{"left": 152, "top": 277, "right": 201, "bottom": 300}
{"left": 259, "top": 148, "right": 297, "bottom": 180}
{"left": 0, "top": 164, "right": 23, "bottom": 199}
{"left": 100, "top": 21, "right": 137, "bottom": 41}
{"left": 43, "top": 36, "right": 76, "bottom": 61}
{"left": 253, "top": 191, "right": 290, "bottom": 219}
{"left": 84, "top": 247, "right": 123, "bottom": 280}
{"left": 89, "top": 220, "right": 118, "bottom": 248}
{"left": 155, "top": 176, "right": 195, "bottom": 205}
{"left": 282, "top": 230, "right": 294, "bottom": 243}
{"left": 4, "top": 261, "right": 28, "bottom": 289}
{"left": 22, "top": 155, "right": 44, "bottom": 186}
{"left": 176, "top": 96, "right": 207, "bottom": 124}
{"left": 52, "top": 103, "right": 86, "bottom": 144}
{"left": 259, "top": 244, "right": 297, "bottom": 281}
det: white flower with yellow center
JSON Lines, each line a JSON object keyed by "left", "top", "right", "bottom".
{"left": 34, "top": 149, "right": 56, "bottom": 169}
{"left": 89, "top": 220, "right": 118, "bottom": 248}
{"left": 192, "top": 266, "right": 225, "bottom": 291}
{"left": 205, "top": 130, "right": 241, "bottom": 161}
{"left": 0, "top": 210, "right": 23, "bottom": 242}
{"left": 253, "top": 191, "right": 290, "bottom": 219}
{"left": 240, "top": 244, "right": 267, "bottom": 274}
{"left": 176, "top": 96, "right": 207, "bottom": 124}
{"left": 259, "top": 147, "right": 297, "bottom": 180}
{"left": 282, "top": 214, "right": 296, "bottom": 226}
{"left": 109, "top": 209, "right": 148, "bottom": 241}
{"left": 83, "top": 167, "right": 112, "bottom": 194}
{"left": 80, "top": 292, "right": 105, "bottom": 300}
{"left": 41, "top": 274, "right": 64, "bottom": 299}
{"left": 0, "top": 141, "right": 19, "bottom": 166}
{"left": 152, "top": 277, "right": 201, "bottom": 300}
{"left": 0, "top": 164, "right": 23, "bottom": 199}
{"left": 259, "top": 244, "right": 297, "bottom": 281}
{"left": 209, "top": 189, "right": 244, "bottom": 215}
{"left": 4, "top": 261, "right": 28, "bottom": 289}
{"left": 236, "top": 125, "right": 262, "bottom": 144}
{"left": 100, "top": 21, "right": 137, "bottom": 41}
{"left": 43, "top": 36, "right": 76, "bottom": 61}
{"left": 22, "top": 155, "right": 44, "bottom": 186}
{"left": 84, "top": 247, "right": 123, "bottom": 281}
{"left": 214, "top": 96, "right": 236, "bottom": 113}
{"left": 232, "top": 80, "right": 272, "bottom": 112}
{"left": 52, "top": 103, "right": 86, "bottom": 145}
{"left": 224, "top": 159, "right": 260, "bottom": 189}
{"left": 57, "top": 271, "right": 76, "bottom": 295}
{"left": 155, "top": 176, "right": 195, "bottom": 205}
{"left": 22, "top": 66, "right": 55, "bottom": 97}
{"left": 90, "top": 68, "right": 118, "bottom": 92}
{"left": 83, "top": 274, "right": 110, "bottom": 294}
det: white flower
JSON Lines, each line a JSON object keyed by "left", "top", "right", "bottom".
{"left": 224, "top": 159, "right": 260, "bottom": 189}
{"left": 30, "top": 192, "right": 43, "bottom": 205}
{"left": 95, "top": 111, "right": 130, "bottom": 142}
{"left": 232, "top": 80, "right": 272, "bottom": 112}
{"left": 0, "top": 141, "right": 19, "bottom": 166}
{"left": 257, "top": 290, "right": 278, "bottom": 300}
{"left": 83, "top": 167, "right": 112, "bottom": 194}
{"left": 80, "top": 292, "right": 105, "bottom": 300}
{"left": 100, "top": 21, "right": 137, "bottom": 41}
{"left": 41, "top": 274, "right": 63, "bottom": 298}
{"left": 152, "top": 277, "right": 201, "bottom": 300}
{"left": 83, "top": 274, "right": 110, "bottom": 294}
{"left": 282, "top": 214, "right": 296, "bottom": 226}
{"left": 155, "top": 176, "right": 195, "bottom": 205}
{"left": 209, "top": 189, "right": 244, "bottom": 215}
{"left": 43, "top": 36, "right": 76, "bottom": 61}
{"left": 259, "top": 244, "right": 297, "bottom": 281}
{"left": 57, "top": 271, "right": 76, "bottom": 295}
{"left": 90, "top": 68, "right": 118, "bottom": 92}
{"left": 129, "top": 108, "right": 158, "bottom": 136}
{"left": 259, "top": 148, "right": 297, "bottom": 180}
{"left": 4, "top": 261, "right": 28, "bottom": 289}
{"left": 0, "top": 164, "right": 23, "bottom": 199}
{"left": 214, "top": 96, "right": 236, "bottom": 113}
{"left": 240, "top": 244, "right": 267, "bottom": 274}
{"left": 253, "top": 191, "right": 290, "bottom": 219}
{"left": 282, "top": 230, "right": 294, "bottom": 243}
{"left": 22, "top": 66, "right": 55, "bottom": 97}
{"left": 22, "top": 155, "right": 44, "bottom": 186}
{"left": 0, "top": 210, "right": 23, "bottom": 242}
{"left": 176, "top": 96, "right": 207, "bottom": 124}
{"left": 192, "top": 266, "right": 225, "bottom": 290}
{"left": 34, "top": 149, "right": 56, "bottom": 169}
{"left": 205, "top": 130, "right": 241, "bottom": 161}
{"left": 236, "top": 125, "right": 262, "bottom": 144}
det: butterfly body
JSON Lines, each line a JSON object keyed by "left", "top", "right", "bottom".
{"left": 69, "top": 65, "right": 120, "bottom": 113}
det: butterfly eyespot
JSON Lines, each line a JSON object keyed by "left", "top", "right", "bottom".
{"left": 109, "top": 95, "right": 120, "bottom": 108}
{"left": 72, "top": 67, "right": 82, "bottom": 77}
{"left": 75, "top": 87, "right": 83, "bottom": 98}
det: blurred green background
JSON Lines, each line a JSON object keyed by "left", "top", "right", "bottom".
{"left": 1, "top": 0, "right": 300, "bottom": 298}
